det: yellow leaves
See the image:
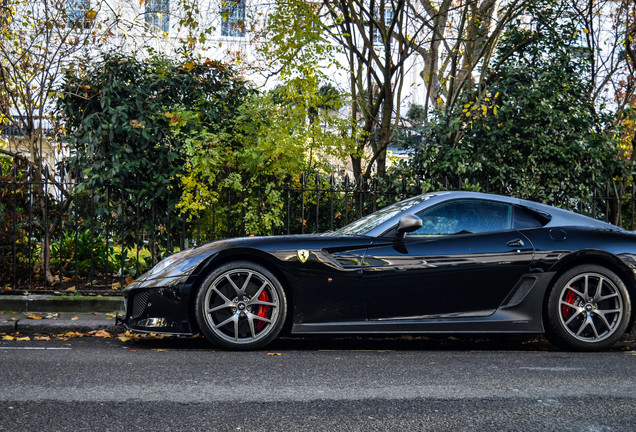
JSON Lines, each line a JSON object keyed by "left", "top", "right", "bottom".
{"left": 2, "top": 335, "right": 30, "bottom": 341}
{"left": 183, "top": 61, "right": 196, "bottom": 72}
{"left": 26, "top": 313, "right": 43, "bottom": 320}
{"left": 88, "top": 330, "right": 112, "bottom": 338}
{"left": 62, "top": 331, "right": 83, "bottom": 338}
{"left": 493, "top": 105, "right": 498, "bottom": 115}
{"left": 481, "top": 104, "right": 487, "bottom": 116}
{"left": 583, "top": 28, "right": 589, "bottom": 34}
{"left": 266, "top": 352, "right": 284, "bottom": 356}
{"left": 164, "top": 111, "right": 182, "bottom": 125}
{"left": 86, "top": 9, "right": 98, "bottom": 20}
{"left": 34, "top": 336, "right": 50, "bottom": 341}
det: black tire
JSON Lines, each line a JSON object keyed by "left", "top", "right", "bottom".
{"left": 195, "top": 261, "right": 287, "bottom": 350}
{"left": 545, "top": 264, "right": 631, "bottom": 351}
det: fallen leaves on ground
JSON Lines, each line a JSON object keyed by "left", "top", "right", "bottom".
{"left": 34, "top": 336, "right": 51, "bottom": 341}
{"left": 61, "top": 331, "right": 84, "bottom": 338}
{"left": 25, "top": 313, "right": 43, "bottom": 320}
{"left": 2, "top": 335, "right": 30, "bottom": 341}
{"left": 71, "top": 316, "right": 79, "bottom": 321}
{"left": 266, "top": 353, "right": 284, "bottom": 356}
{"left": 6, "top": 317, "right": 18, "bottom": 322}
{"left": 88, "top": 330, "right": 112, "bottom": 338}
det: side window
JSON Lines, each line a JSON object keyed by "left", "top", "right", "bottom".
{"left": 513, "top": 205, "right": 550, "bottom": 228}
{"left": 408, "top": 200, "right": 513, "bottom": 236}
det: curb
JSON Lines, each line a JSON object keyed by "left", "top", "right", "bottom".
{"left": 0, "top": 314, "right": 123, "bottom": 335}
{"left": 0, "top": 295, "right": 123, "bottom": 313}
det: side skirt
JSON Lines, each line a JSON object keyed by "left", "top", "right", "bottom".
{"left": 292, "top": 272, "right": 554, "bottom": 335}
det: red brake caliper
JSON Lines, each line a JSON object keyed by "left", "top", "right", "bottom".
{"left": 562, "top": 288, "right": 577, "bottom": 319}
{"left": 256, "top": 290, "right": 271, "bottom": 331}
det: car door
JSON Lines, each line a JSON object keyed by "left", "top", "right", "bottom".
{"left": 363, "top": 199, "right": 535, "bottom": 320}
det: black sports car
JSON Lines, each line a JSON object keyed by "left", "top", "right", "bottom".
{"left": 122, "top": 191, "right": 636, "bottom": 351}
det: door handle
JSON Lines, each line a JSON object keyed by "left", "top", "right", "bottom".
{"left": 507, "top": 239, "right": 525, "bottom": 248}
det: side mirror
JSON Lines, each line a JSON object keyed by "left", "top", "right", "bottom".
{"left": 396, "top": 214, "right": 422, "bottom": 237}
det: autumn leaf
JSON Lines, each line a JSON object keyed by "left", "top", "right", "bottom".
{"left": 6, "top": 317, "right": 18, "bottom": 322}
{"left": 2, "top": 335, "right": 15, "bottom": 341}
{"left": 117, "top": 336, "right": 132, "bottom": 342}
{"left": 34, "top": 336, "right": 51, "bottom": 341}
{"left": 26, "top": 313, "right": 43, "bottom": 320}
{"left": 62, "top": 331, "right": 84, "bottom": 338}
{"left": 16, "top": 336, "right": 30, "bottom": 341}
{"left": 86, "top": 9, "right": 97, "bottom": 20}
{"left": 71, "top": 316, "right": 79, "bottom": 321}
{"left": 266, "top": 353, "right": 284, "bottom": 356}
{"left": 88, "top": 330, "right": 112, "bottom": 338}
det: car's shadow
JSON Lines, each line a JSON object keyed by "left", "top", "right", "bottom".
{"left": 124, "top": 333, "right": 570, "bottom": 352}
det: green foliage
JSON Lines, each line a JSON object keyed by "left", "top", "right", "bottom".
{"left": 50, "top": 229, "right": 111, "bottom": 276}
{"left": 262, "top": 0, "right": 334, "bottom": 81}
{"left": 170, "top": 68, "right": 353, "bottom": 236}
{"left": 403, "top": 8, "right": 630, "bottom": 204}
{"left": 50, "top": 229, "right": 154, "bottom": 278}
{"left": 60, "top": 51, "right": 250, "bottom": 249}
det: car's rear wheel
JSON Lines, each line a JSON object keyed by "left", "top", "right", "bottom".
{"left": 545, "top": 264, "right": 631, "bottom": 351}
{"left": 195, "top": 261, "right": 287, "bottom": 350}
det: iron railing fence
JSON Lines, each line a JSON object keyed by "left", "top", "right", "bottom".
{"left": 1, "top": 162, "right": 635, "bottom": 293}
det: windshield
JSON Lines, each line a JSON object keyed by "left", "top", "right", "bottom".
{"left": 335, "top": 194, "right": 435, "bottom": 235}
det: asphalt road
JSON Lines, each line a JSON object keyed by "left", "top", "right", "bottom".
{"left": 1, "top": 335, "right": 635, "bottom": 431}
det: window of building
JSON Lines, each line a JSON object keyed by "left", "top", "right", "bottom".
{"left": 373, "top": 8, "right": 392, "bottom": 45}
{"left": 146, "top": 0, "right": 170, "bottom": 32}
{"left": 221, "top": 0, "right": 246, "bottom": 37}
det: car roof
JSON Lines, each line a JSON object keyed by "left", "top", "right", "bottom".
{"left": 364, "top": 191, "right": 621, "bottom": 237}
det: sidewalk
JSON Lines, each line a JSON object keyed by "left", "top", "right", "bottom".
{"left": 0, "top": 294, "right": 124, "bottom": 335}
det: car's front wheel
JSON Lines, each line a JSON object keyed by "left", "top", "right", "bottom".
{"left": 195, "top": 261, "right": 287, "bottom": 350}
{"left": 545, "top": 264, "right": 631, "bottom": 351}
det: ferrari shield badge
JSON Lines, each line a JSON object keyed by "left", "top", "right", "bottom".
{"left": 297, "top": 249, "right": 310, "bottom": 263}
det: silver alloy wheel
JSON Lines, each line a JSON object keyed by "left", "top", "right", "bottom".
{"left": 202, "top": 268, "right": 280, "bottom": 345}
{"left": 557, "top": 272, "right": 624, "bottom": 343}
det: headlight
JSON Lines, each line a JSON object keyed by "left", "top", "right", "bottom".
{"left": 145, "top": 249, "right": 195, "bottom": 279}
